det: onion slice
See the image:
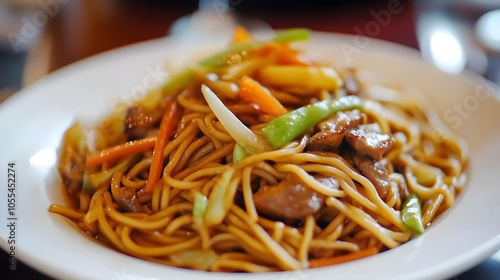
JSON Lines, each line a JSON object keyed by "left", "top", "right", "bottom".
{"left": 201, "top": 84, "right": 272, "bottom": 155}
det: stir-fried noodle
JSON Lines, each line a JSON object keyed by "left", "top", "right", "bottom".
{"left": 50, "top": 28, "right": 468, "bottom": 272}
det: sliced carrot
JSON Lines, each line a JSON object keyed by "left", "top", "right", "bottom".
{"left": 231, "top": 25, "right": 253, "bottom": 44}
{"left": 308, "top": 247, "right": 379, "bottom": 268}
{"left": 276, "top": 44, "right": 314, "bottom": 66}
{"left": 249, "top": 43, "right": 313, "bottom": 66}
{"left": 143, "top": 100, "right": 181, "bottom": 193}
{"left": 250, "top": 42, "right": 280, "bottom": 57}
{"left": 85, "top": 137, "right": 156, "bottom": 168}
{"left": 238, "top": 75, "right": 287, "bottom": 116}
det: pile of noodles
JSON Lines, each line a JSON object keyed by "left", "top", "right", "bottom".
{"left": 50, "top": 28, "right": 468, "bottom": 272}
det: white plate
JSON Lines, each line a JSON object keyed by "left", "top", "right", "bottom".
{"left": 1, "top": 32, "right": 500, "bottom": 280}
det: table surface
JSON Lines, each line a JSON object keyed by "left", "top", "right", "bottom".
{"left": 1, "top": 0, "right": 499, "bottom": 279}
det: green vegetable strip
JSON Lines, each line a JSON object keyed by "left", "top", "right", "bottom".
{"left": 137, "top": 69, "right": 196, "bottom": 110}
{"left": 193, "top": 192, "right": 208, "bottom": 217}
{"left": 199, "top": 28, "right": 311, "bottom": 68}
{"left": 232, "top": 143, "right": 250, "bottom": 163}
{"left": 401, "top": 193, "right": 425, "bottom": 234}
{"left": 272, "top": 28, "right": 311, "bottom": 43}
{"left": 204, "top": 167, "right": 236, "bottom": 227}
{"left": 261, "top": 95, "right": 363, "bottom": 149}
{"left": 83, "top": 156, "right": 139, "bottom": 193}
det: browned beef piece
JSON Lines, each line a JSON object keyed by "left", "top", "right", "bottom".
{"left": 306, "top": 110, "right": 365, "bottom": 152}
{"left": 253, "top": 175, "right": 339, "bottom": 219}
{"left": 346, "top": 123, "right": 393, "bottom": 161}
{"left": 116, "top": 186, "right": 142, "bottom": 212}
{"left": 124, "top": 106, "right": 162, "bottom": 134}
{"left": 353, "top": 154, "right": 390, "bottom": 200}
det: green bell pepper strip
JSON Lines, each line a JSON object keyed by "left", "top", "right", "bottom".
{"left": 199, "top": 28, "right": 311, "bottom": 68}
{"left": 401, "top": 193, "right": 425, "bottom": 234}
{"left": 261, "top": 95, "right": 363, "bottom": 149}
{"left": 232, "top": 143, "right": 251, "bottom": 163}
{"left": 272, "top": 28, "right": 311, "bottom": 43}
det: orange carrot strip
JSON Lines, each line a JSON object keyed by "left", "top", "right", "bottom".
{"left": 276, "top": 44, "right": 314, "bottom": 66}
{"left": 231, "top": 25, "right": 253, "bottom": 44}
{"left": 85, "top": 137, "right": 156, "bottom": 168}
{"left": 238, "top": 75, "right": 287, "bottom": 116}
{"left": 308, "top": 247, "right": 379, "bottom": 268}
{"left": 250, "top": 43, "right": 313, "bottom": 66}
{"left": 143, "top": 100, "right": 181, "bottom": 193}
{"left": 249, "top": 42, "right": 280, "bottom": 57}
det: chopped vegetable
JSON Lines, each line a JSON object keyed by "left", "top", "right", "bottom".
{"left": 193, "top": 192, "right": 208, "bottom": 217}
{"left": 95, "top": 114, "right": 127, "bottom": 149}
{"left": 137, "top": 69, "right": 196, "bottom": 110}
{"left": 204, "top": 167, "right": 236, "bottom": 227}
{"left": 58, "top": 122, "right": 89, "bottom": 177}
{"left": 261, "top": 96, "right": 363, "bottom": 149}
{"left": 308, "top": 247, "right": 379, "bottom": 268}
{"left": 272, "top": 28, "right": 311, "bottom": 43}
{"left": 401, "top": 193, "right": 425, "bottom": 234}
{"left": 85, "top": 137, "right": 156, "bottom": 168}
{"left": 410, "top": 162, "right": 444, "bottom": 187}
{"left": 201, "top": 84, "right": 272, "bottom": 155}
{"left": 170, "top": 249, "right": 218, "bottom": 271}
{"left": 204, "top": 79, "right": 239, "bottom": 99}
{"left": 231, "top": 25, "right": 253, "bottom": 44}
{"left": 199, "top": 28, "right": 311, "bottom": 68}
{"left": 258, "top": 66, "right": 343, "bottom": 92}
{"left": 84, "top": 156, "right": 139, "bottom": 193}
{"left": 238, "top": 75, "right": 287, "bottom": 116}
{"left": 275, "top": 44, "right": 312, "bottom": 66}
{"left": 143, "top": 100, "right": 181, "bottom": 193}
{"left": 232, "top": 143, "right": 250, "bottom": 163}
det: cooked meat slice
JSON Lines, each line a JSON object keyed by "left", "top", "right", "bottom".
{"left": 353, "top": 154, "right": 390, "bottom": 200}
{"left": 306, "top": 110, "right": 365, "bottom": 152}
{"left": 124, "top": 106, "right": 162, "bottom": 133}
{"left": 253, "top": 175, "right": 338, "bottom": 219}
{"left": 306, "top": 130, "right": 345, "bottom": 152}
{"left": 117, "top": 186, "right": 142, "bottom": 212}
{"left": 346, "top": 123, "right": 394, "bottom": 160}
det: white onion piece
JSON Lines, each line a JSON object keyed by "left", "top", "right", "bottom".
{"left": 201, "top": 84, "right": 272, "bottom": 155}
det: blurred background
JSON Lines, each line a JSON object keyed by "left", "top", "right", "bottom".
{"left": 0, "top": 0, "right": 499, "bottom": 279}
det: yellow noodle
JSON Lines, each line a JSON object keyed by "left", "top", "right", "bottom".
{"left": 212, "top": 259, "right": 276, "bottom": 273}
{"left": 48, "top": 204, "right": 85, "bottom": 220}
{"left": 298, "top": 215, "right": 315, "bottom": 264}
{"left": 242, "top": 166, "right": 259, "bottom": 222}
{"left": 309, "top": 239, "right": 359, "bottom": 252}
{"left": 271, "top": 221, "right": 285, "bottom": 242}
{"left": 51, "top": 32, "right": 467, "bottom": 273}
{"left": 121, "top": 226, "right": 201, "bottom": 256}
